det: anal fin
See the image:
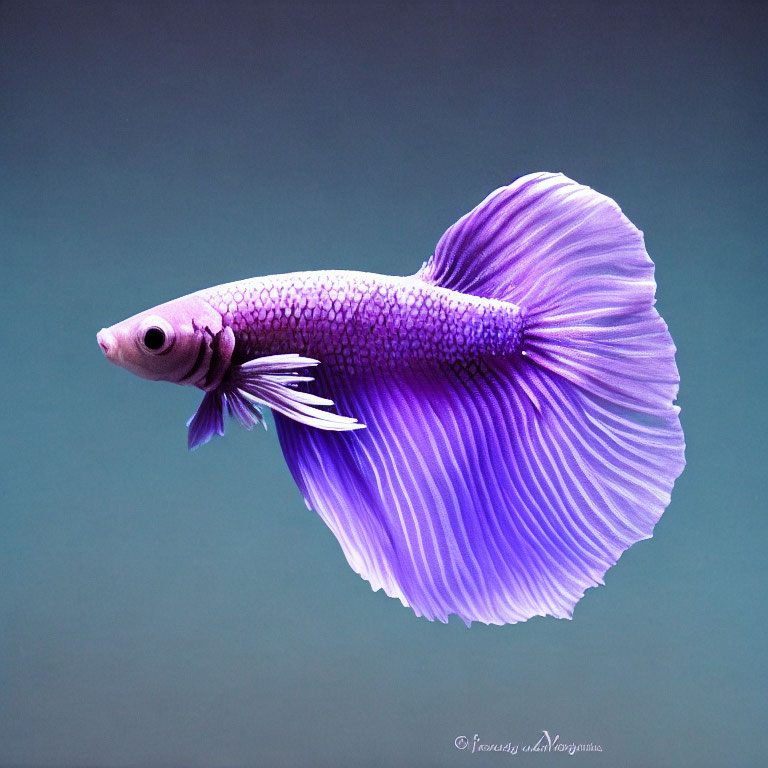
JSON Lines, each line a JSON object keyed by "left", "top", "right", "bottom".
{"left": 273, "top": 356, "right": 679, "bottom": 625}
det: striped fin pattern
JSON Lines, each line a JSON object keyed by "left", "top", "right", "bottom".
{"left": 187, "top": 354, "right": 363, "bottom": 450}
{"left": 275, "top": 173, "right": 684, "bottom": 624}
{"left": 275, "top": 360, "right": 679, "bottom": 625}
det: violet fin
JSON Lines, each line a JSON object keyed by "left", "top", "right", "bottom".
{"left": 225, "top": 390, "right": 266, "bottom": 431}
{"left": 273, "top": 361, "right": 676, "bottom": 625}
{"left": 186, "top": 354, "right": 360, "bottom": 449}
{"left": 232, "top": 357, "right": 363, "bottom": 432}
{"left": 418, "top": 172, "right": 684, "bottom": 420}
{"left": 187, "top": 390, "right": 225, "bottom": 450}
{"left": 273, "top": 174, "right": 684, "bottom": 625}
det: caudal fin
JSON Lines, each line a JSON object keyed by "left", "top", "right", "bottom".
{"left": 276, "top": 173, "right": 685, "bottom": 625}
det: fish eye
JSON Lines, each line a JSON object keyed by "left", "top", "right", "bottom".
{"left": 143, "top": 327, "right": 166, "bottom": 350}
{"left": 137, "top": 316, "right": 175, "bottom": 354}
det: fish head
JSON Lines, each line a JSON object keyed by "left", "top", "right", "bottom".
{"left": 97, "top": 295, "right": 235, "bottom": 389}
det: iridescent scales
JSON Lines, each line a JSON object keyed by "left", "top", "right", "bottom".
{"left": 200, "top": 271, "right": 524, "bottom": 374}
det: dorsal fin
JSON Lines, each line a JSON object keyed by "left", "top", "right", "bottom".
{"left": 417, "top": 172, "right": 680, "bottom": 416}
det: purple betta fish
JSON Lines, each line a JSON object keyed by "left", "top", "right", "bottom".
{"left": 97, "top": 173, "right": 685, "bottom": 626}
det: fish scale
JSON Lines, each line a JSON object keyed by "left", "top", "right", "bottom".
{"left": 200, "top": 269, "right": 524, "bottom": 373}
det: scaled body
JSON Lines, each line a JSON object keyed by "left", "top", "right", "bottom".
{"left": 198, "top": 271, "right": 523, "bottom": 372}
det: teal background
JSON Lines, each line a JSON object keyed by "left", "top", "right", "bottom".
{"left": 1, "top": 2, "right": 766, "bottom": 766}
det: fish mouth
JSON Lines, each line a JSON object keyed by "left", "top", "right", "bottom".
{"left": 97, "top": 328, "right": 117, "bottom": 360}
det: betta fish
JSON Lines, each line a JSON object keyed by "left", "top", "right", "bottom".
{"left": 97, "top": 173, "right": 685, "bottom": 625}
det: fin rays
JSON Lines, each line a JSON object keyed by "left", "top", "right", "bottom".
{"left": 274, "top": 360, "right": 677, "bottom": 625}
{"left": 271, "top": 172, "right": 684, "bottom": 624}
{"left": 187, "top": 354, "right": 363, "bottom": 449}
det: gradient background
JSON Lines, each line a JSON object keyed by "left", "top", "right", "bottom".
{"left": 1, "top": 2, "right": 766, "bottom": 766}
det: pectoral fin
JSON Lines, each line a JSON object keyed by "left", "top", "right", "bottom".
{"left": 187, "top": 354, "right": 364, "bottom": 450}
